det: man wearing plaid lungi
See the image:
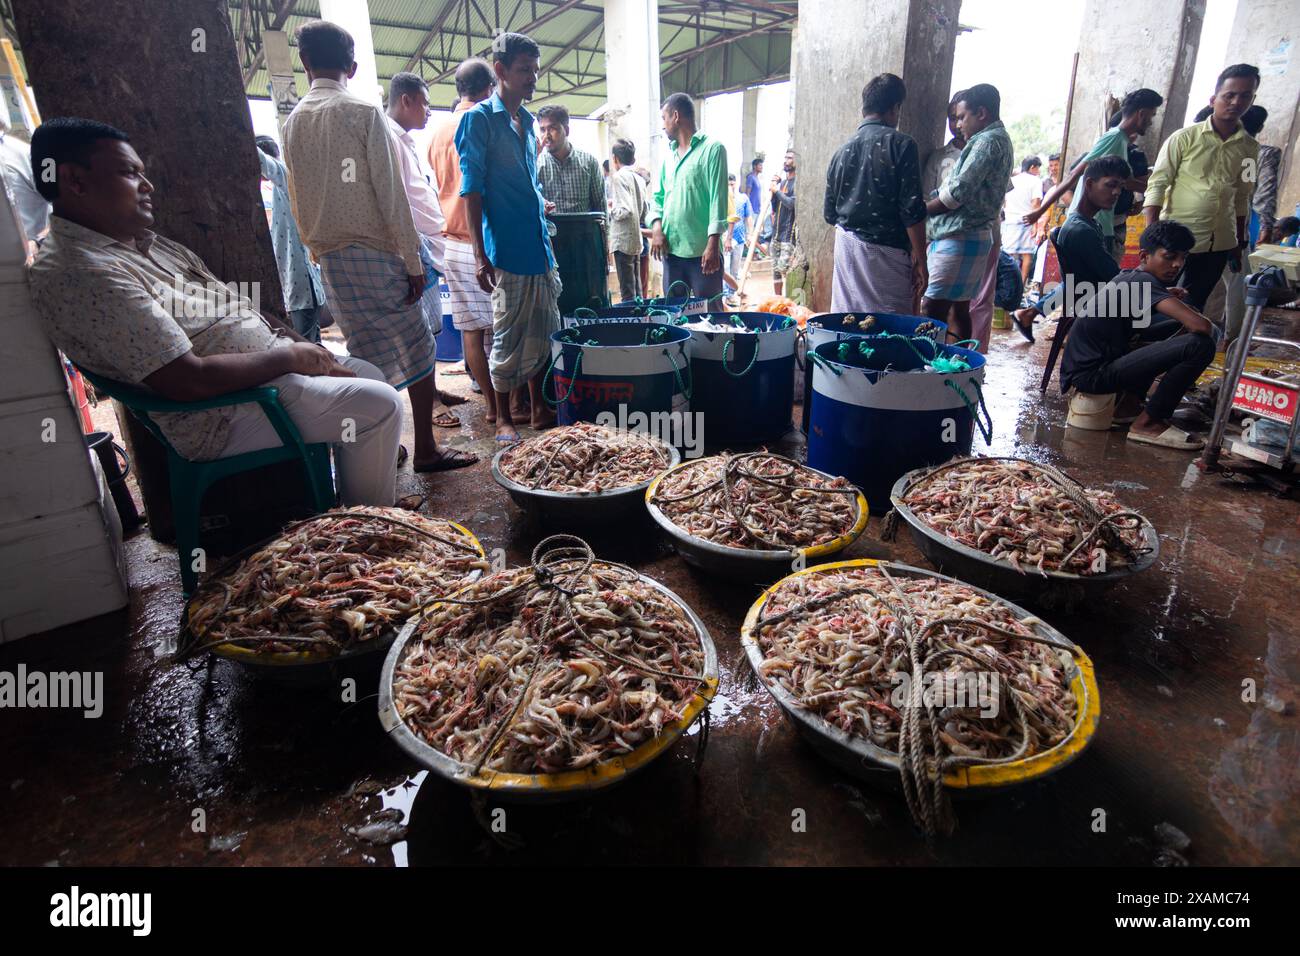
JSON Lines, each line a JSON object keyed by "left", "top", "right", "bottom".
{"left": 457, "top": 32, "right": 561, "bottom": 443}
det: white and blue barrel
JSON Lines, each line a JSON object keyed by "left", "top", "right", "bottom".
{"left": 563, "top": 303, "right": 683, "bottom": 328}
{"left": 800, "top": 312, "right": 947, "bottom": 433}
{"left": 546, "top": 322, "right": 693, "bottom": 427}
{"left": 807, "top": 336, "right": 990, "bottom": 513}
{"left": 685, "top": 312, "right": 798, "bottom": 445}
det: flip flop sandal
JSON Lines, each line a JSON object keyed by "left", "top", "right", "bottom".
{"left": 396, "top": 444, "right": 409, "bottom": 466}
{"left": 1127, "top": 426, "right": 1205, "bottom": 450}
{"left": 432, "top": 409, "right": 460, "bottom": 427}
{"left": 413, "top": 448, "right": 480, "bottom": 472}
{"left": 1014, "top": 315, "right": 1035, "bottom": 344}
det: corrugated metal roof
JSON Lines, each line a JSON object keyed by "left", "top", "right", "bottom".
{"left": 227, "top": 0, "right": 793, "bottom": 111}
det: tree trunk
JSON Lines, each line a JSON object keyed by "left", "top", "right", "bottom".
{"left": 9, "top": 0, "right": 285, "bottom": 318}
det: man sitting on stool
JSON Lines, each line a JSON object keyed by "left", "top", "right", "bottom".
{"left": 28, "top": 117, "right": 404, "bottom": 505}
{"left": 1060, "top": 219, "right": 1216, "bottom": 451}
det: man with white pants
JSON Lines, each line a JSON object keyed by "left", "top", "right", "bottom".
{"left": 28, "top": 117, "right": 403, "bottom": 506}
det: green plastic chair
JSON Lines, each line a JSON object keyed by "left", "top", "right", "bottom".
{"left": 76, "top": 367, "right": 335, "bottom": 596}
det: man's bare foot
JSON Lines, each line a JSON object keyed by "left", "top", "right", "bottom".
{"left": 438, "top": 390, "right": 467, "bottom": 406}
{"left": 496, "top": 422, "right": 520, "bottom": 442}
{"left": 530, "top": 409, "right": 557, "bottom": 430}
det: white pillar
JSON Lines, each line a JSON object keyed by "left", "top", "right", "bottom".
{"left": 604, "top": 0, "right": 663, "bottom": 174}
{"left": 319, "top": 0, "right": 382, "bottom": 107}
{"left": 740, "top": 87, "right": 759, "bottom": 177}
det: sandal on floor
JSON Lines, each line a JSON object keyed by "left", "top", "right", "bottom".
{"left": 1127, "top": 426, "right": 1205, "bottom": 450}
{"left": 432, "top": 409, "right": 460, "bottom": 427}
{"left": 413, "top": 448, "right": 479, "bottom": 472}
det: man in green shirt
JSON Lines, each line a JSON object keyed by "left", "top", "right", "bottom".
{"left": 1025, "top": 88, "right": 1162, "bottom": 259}
{"left": 649, "top": 92, "right": 729, "bottom": 297}
{"left": 1143, "top": 63, "right": 1261, "bottom": 312}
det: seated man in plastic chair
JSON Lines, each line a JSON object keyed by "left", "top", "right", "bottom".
{"left": 27, "top": 117, "right": 404, "bottom": 506}
{"left": 1059, "top": 220, "right": 1216, "bottom": 451}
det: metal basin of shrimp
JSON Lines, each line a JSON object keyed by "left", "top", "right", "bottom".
{"left": 645, "top": 452, "right": 869, "bottom": 580}
{"left": 492, "top": 422, "right": 680, "bottom": 528}
{"left": 379, "top": 537, "right": 718, "bottom": 801}
{"left": 179, "top": 507, "right": 488, "bottom": 683}
{"left": 887, "top": 457, "right": 1159, "bottom": 605}
{"left": 740, "top": 559, "right": 1099, "bottom": 826}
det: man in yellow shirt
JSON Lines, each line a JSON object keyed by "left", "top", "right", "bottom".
{"left": 1143, "top": 63, "right": 1260, "bottom": 312}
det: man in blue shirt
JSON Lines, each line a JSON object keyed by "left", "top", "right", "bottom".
{"left": 456, "top": 31, "right": 559, "bottom": 441}
{"left": 255, "top": 135, "right": 328, "bottom": 342}
{"left": 745, "top": 158, "right": 763, "bottom": 224}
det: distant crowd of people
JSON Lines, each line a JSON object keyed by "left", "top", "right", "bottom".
{"left": 820, "top": 62, "right": 1276, "bottom": 451}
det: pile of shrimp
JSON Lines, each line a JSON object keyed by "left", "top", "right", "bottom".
{"left": 752, "top": 565, "right": 1077, "bottom": 761}
{"left": 901, "top": 458, "right": 1147, "bottom": 575}
{"left": 498, "top": 421, "right": 673, "bottom": 493}
{"left": 651, "top": 452, "right": 860, "bottom": 551}
{"left": 392, "top": 561, "right": 706, "bottom": 774}
{"left": 184, "top": 507, "right": 487, "bottom": 657}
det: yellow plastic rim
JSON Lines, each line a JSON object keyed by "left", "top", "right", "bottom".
{"left": 644, "top": 459, "right": 869, "bottom": 559}
{"left": 740, "top": 558, "right": 1100, "bottom": 789}
{"left": 208, "top": 520, "right": 487, "bottom": 666}
{"left": 396, "top": 570, "right": 718, "bottom": 793}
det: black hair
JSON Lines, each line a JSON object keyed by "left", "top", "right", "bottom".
{"left": 1108, "top": 111, "right": 1121, "bottom": 129}
{"left": 1216, "top": 63, "right": 1261, "bottom": 91}
{"left": 662, "top": 92, "right": 695, "bottom": 124}
{"left": 1193, "top": 105, "right": 1213, "bottom": 123}
{"left": 1139, "top": 219, "right": 1196, "bottom": 255}
{"left": 254, "top": 135, "right": 279, "bottom": 158}
{"left": 389, "top": 71, "right": 428, "bottom": 105}
{"left": 1021, "top": 155, "right": 1041, "bottom": 172}
{"left": 1242, "top": 104, "right": 1268, "bottom": 136}
{"left": 751, "top": 157, "right": 762, "bottom": 169}
{"left": 956, "top": 83, "right": 1000, "bottom": 120}
{"left": 1084, "top": 155, "right": 1131, "bottom": 182}
{"left": 1275, "top": 216, "right": 1299, "bottom": 236}
{"left": 454, "top": 57, "right": 494, "bottom": 98}
{"left": 612, "top": 138, "right": 635, "bottom": 166}
{"left": 296, "top": 20, "right": 355, "bottom": 72}
{"left": 536, "top": 104, "right": 569, "bottom": 129}
{"left": 948, "top": 91, "right": 965, "bottom": 113}
{"left": 1048, "top": 153, "right": 1060, "bottom": 162}
{"left": 492, "top": 31, "right": 540, "bottom": 68}
{"left": 861, "top": 73, "right": 906, "bottom": 117}
{"left": 30, "top": 116, "right": 131, "bottom": 202}
{"left": 1121, "top": 88, "right": 1163, "bottom": 117}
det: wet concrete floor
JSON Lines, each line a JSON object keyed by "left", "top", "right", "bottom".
{"left": 2, "top": 309, "right": 1297, "bottom": 866}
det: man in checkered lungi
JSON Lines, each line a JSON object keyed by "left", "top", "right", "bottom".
{"left": 283, "top": 20, "right": 475, "bottom": 472}
{"left": 456, "top": 32, "right": 562, "bottom": 443}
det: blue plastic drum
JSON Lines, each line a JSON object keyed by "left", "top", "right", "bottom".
{"left": 800, "top": 312, "right": 947, "bottom": 432}
{"left": 546, "top": 322, "right": 693, "bottom": 429}
{"left": 433, "top": 280, "right": 463, "bottom": 362}
{"left": 806, "top": 336, "right": 990, "bottom": 513}
{"left": 685, "top": 312, "right": 798, "bottom": 446}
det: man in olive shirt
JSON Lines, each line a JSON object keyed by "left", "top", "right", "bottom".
{"left": 649, "top": 92, "right": 729, "bottom": 298}
{"left": 1143, "top": 63, "right": 1261, "bottom": 311}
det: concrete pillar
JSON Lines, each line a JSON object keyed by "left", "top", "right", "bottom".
{"left": 604, "top": 0, "right": 664, "bottom": 175}
{"left": 263, "top": 30, "right": 299, "bottom": 137}
{"left": 1223, "top": 0, "right": 1300, "bottom": 220}
{"left": 1064, "top": 0, "right": 1203, "bottom": 168}
{"left": 792, "top": 0, "right": 961, "bottom": 311}
{"left": 740, "top": 87, "right": 760, "bottom": 176}
{"left": 319, "top": 0, "right": 382, "bottom": 106}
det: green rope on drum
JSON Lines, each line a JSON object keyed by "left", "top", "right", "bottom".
{"left": 573, "top": 307, "right": 599, "bottom": 321}
{"left": 838, "top": 339, "right": 875, "bottom": 363}
{"left": 943, "top": 377, "right": 993, "bottom": 445}
{"left": 542, "top": 348, "right": 584, "bottom": 407}
{"left": 646, "top": 308, "right": 675, "bottom": 324}
{"left": 952, "top": 338, "right": 980, "bottom": 350}
{"left": 721, "top": 334, "right": 760, "bottom": 377}
{"left": 643, "top": 324, "right": 671, "bottom": 345}
{"left": 664, "top": 346, "right": 693, "bottom": 400}
{"left": 666, "top": 280, "right": 693, "bottom": 299}
{"left": 808, "top": 349, "right": 842, "bottom": 377}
